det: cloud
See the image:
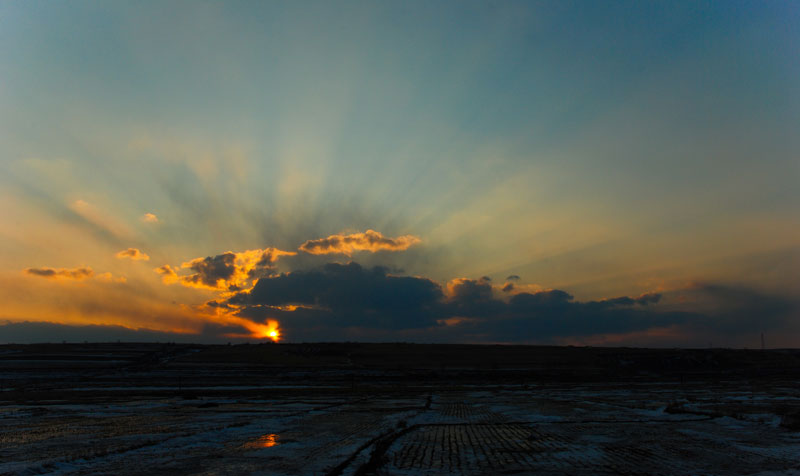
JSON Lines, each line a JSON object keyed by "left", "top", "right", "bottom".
{"left": 24, "top": 266, "right": 127, "bottom": 284}
{"left": 181, "top": 252, "right": 238, "bottom": 290}
{"left": 594, "top": 292, "right": 662, "bottom": 308}
{"left": 116, "top": 248, "right": 150, "bottom": 261}
{"left": 678, "top": 283, "right": 795, "bottom": 334}
{"left": 500, "top": 276, "right": 544, "bottom": 294}
{"left": 226, "top": 264, "right": 678, "bottom": 340}
{"left": 445, "top": 277, "right": 505, "bottom": 317}
{"left": 220, "top": 260, "right": 799, "bottom": 345}
{"left": 298, "top": 229, "right": 421, "bottom": 255}
{"left": 15, "top": 255, "right": 799, "bottom": 345}
{"left": 229, "top": 262, "right": 444, "bottom": 329}
{"left": 24, "top": 266, "right": 94, "bottom": 280}
{"left": 158, "top": 248, "right": 296, "bottom": 291}
{"left": 141, "top": 213, "right": 159, "bottom": 223}
{"left": 155, "top": 264, "right": 179, "bottom": 284}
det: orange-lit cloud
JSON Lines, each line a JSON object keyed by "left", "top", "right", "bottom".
{"left": 299, "top": 229, "right": 421, "bottom": 255}
{"left": 158, "top": 248, "right": 295, "bottom": 292}
{"left": 116, "top": 248, "right": 150, "bottom": 261}
{"left": 155, "top": 264, "right": 179, "bottom": 284}
{"left": 141, "top": 212, "right": 159, "bottom": 223}
{"left": 24, "top": 266, "right": 94, "bottom": 280}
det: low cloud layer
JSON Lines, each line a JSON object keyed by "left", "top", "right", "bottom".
{"left": 116, "top": 248, "right": 150, "bottom": 261}
{"left": 299, "top": 230, "right": 421, "bottom": 256}
{"left": 25, "top": 266, "right": 94, "bottom": 280}
{"left": 219, "top": 262, "right": 798, "bottom": 345}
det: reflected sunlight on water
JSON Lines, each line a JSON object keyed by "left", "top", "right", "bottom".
{"left": 244, "top": 433, "right": 280, "bottom": 449}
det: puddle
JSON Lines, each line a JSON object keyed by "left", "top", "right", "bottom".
{"left": 243, "top": 433, "right": 280, "bottom": 449}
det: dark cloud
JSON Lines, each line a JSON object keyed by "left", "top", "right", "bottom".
{"left": 205, "top": 299, "right": 234, "bottom": 310}
{"left": 183, "top": 252, "right": 237, "bottom": 288}
{"left": 25, "top": 267, "right": 94, "bottom": 280}
{"left": 490, "top": 290, "right": 689, "bottom": 340}
{"left": 225, "top": 262, "right": 798, "bottom": 345}
{"left": 506, "top": 275, "right": 521, "bottom": 281}
{"left": 592, "top": 292, "right": 662, "bottom": 308}
{"left": 448, "top": 285, "right": 797, "bottom": 345}
{"left": 682, "top": 283, "right": 796, "bottom": 334}
{"left": 227, "top": 263, "right": 657, "bottom": 338}
{"left": 445, "top": 278, "right": 505, "bottom": 317}
{"left": 230, "top": 262, "right": 444, "bottom": 329}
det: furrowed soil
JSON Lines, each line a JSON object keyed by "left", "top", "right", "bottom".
{"left": 1, "top": 343, "right": 799, "bottom": 475}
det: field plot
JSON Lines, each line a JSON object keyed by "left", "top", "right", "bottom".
{"left": 1, "top": 343, "right": 800, "bottom": 475}
{"left": 384, "top": 390, "right": 800, "bottom": 475}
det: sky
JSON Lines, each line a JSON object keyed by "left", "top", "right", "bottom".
{"left": 1, "top": 1, "right": 798, "bottom": 346}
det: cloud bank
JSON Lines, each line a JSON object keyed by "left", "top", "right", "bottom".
{"left": 17, "top": 228, "right": 798, "bottom": 346}
{"left": 220, "top": 263, "right": 798, "bottom": 345}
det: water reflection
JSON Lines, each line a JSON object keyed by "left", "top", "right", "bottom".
{"left": 244, "top": 433, "right": 280, "bottom": 449}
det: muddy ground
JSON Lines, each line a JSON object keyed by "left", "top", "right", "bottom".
{"left": 1, "top": 343, "right": 799, "bottom": 475}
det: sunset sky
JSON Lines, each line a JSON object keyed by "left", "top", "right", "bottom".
{"left": 1, "top": 1, "right": 798, "bottom": 346}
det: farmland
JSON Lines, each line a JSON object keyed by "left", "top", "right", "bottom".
{"left": 2, "top": 343, "right": 799, "bottom": 475}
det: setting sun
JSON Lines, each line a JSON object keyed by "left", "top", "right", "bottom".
{"left": 258, "top": 320, "right": 281, "bottom": 342}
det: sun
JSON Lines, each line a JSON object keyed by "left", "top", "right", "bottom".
{"left": 221, "top": 317, "right": 281, "bottom": 342}
{"left": 261, "top": 326, "right": 280, "bottom": 342}
{"left": 259, "top": 320, "right": 281, "bottom": 342}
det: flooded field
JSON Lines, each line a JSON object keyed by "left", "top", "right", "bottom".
{"left": 1, "top": 343, "right": 799, "bottom": 475}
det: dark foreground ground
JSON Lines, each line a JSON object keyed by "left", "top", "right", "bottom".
{"left": 2, "top": 343, "right": 800, "bottom": 475}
